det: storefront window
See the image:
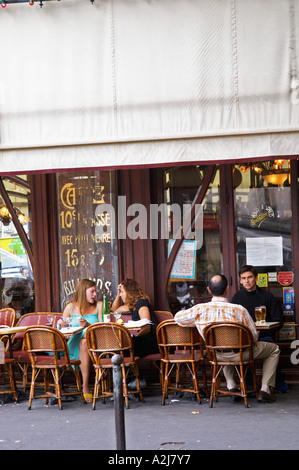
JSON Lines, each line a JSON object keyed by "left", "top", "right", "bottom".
{"left": 56, "top": 170, "right": 118, "bottom": 310}
{"left": 0, "top": 176, "right": 34, "bottom": 318}
{"left": 234, "top": 159, "right": 294, "bottom": 341}
{"left": 164, "top": 166, "right": 222, "bottom": 313}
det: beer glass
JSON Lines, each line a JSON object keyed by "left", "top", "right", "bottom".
{"left": 254, "top": 306, "right": 262, "bottom": 324}
{"left": 260, "top": 305, "right": 266, "bottom": 323}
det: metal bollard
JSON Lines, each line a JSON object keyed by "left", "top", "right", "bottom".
{"left": 112, "top": 354, "right": 126, "bottom": 450}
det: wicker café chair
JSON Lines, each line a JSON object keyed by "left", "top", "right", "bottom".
{"left": 0, "top": 336, "right": 18, "bottom": 403}
{"left": 156, "top": 319, "right": 208, "bottom": 405}
{"left": 6, "top": 312, "right": 62, "bottom": 391}
{"left": 0, "top": 308, "right": 16, "bottom": 348}
{"left": 204, "top": 322, "right": 258, "bottom": 408}
{"left": 24, "top": 326, "right": 85, "bottom": 410}
{"left": 0, "top": 308, "right": 16, "bottom": 328}
{"left": 86, "top": 323, "right": 144, "bottom": 410}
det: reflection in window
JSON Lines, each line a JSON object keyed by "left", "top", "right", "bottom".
{"left": 164, "top": 166, "right": 222, "bottom": 314}
{"left": 234, "top": 160, "right": 292, "bottom": 305}
{"left": 0, "top": 176, "right": 34, "bottom": 319}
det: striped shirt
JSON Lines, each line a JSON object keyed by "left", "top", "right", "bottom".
{"left": 174, "top": 296, "right": 259, "bottom": 342}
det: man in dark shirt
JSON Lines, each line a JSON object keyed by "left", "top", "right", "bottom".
{"left": 231, "top": 265, "right": 283, "bottom": 341}
{"left": 231, "top": 265, "right": 287, "bottom": 392}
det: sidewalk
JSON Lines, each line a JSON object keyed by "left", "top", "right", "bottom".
{"left": 0, "top": 383, "right": 299, "bottom": 451}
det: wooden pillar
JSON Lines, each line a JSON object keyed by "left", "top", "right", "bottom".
{"left": 30, "top": 174, "right": 60, "bottom": 312}
{"left": 219, "top": 164, "right": 238, "bottom": 299}
{"left": 117, "top": 168, "right": 155, "bottom": 306}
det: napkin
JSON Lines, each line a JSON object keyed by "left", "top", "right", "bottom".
{"left": 124, "top": 318, "right": 152, "bottom": 328}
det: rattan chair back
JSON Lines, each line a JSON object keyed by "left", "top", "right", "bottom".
{"left": 12, "top": 313, "right": 62, "bottom": 350}
{"left": 0, "top": 308, "right": 16, "bottom": 327}
{"left": 203, "top": 321, "right": 257, "bottom": 408}
{"left": 154, "top": 311, "right": 173, "bottom": 323}
{"left": 156, "top": 319, "right": 208, "bottom": 404}
{"left": 24, "top": 326, "right": 70, "bottom": 365}
{"left": 204, "top": 321, "right": 254, "bottom": 364}
{"left": 23, "top": 326, "right": 84, "bottom": 409}
{"left": 86, "top": 322, "right": 134, "bottom": 362}
{"left": 157, "top": 319, "right": 204, "bottom": 358}
{"left": 86, "top": 323, "right": 143, "bottom": 410}
{"left": 0, "top": 310, "right": 18, "bottom": 402}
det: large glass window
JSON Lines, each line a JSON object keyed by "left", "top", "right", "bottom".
{"left": 56, "top": 170, "right": 118, "bottom": 311}
{"left": 0, "top": 176, "right": 34, "bottom": 318}
{"left": 164, "top": 166, "right": 222, "bottom": 313}
{"left": 234, "top": 159, "right": 294, "bottom": 340}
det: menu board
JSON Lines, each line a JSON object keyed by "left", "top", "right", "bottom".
{"left": 57, "top": 171, "right": 118, "bottom": 310}
{"left": 168, "top": 240, "right": 197, "bottom": 280}
{"left": 246, "top": 237, "right": 283, "bottom": 266}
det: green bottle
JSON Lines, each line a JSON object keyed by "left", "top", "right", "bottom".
{"left": 102, "top": 294, "right": 111, "bottom": 323}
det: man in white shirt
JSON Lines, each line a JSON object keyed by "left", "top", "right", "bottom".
{"left": 175, "top": 274, "right": 280, "bottom": 403}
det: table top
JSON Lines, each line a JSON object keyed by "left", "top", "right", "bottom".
{"left": 60, "top": 326, "right": 83, "bottom": 336}
{"left": 0, "top": 325, "right": 27, "bottom": 335}
{"left": 255, "top": 322, "right": 280, "bottom": 330}
{"left": 0, "top": 325, "right": 84, "bottom": 336}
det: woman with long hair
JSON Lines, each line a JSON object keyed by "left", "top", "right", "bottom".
{"left": 62, "top": 279, "right": 102, "bottom": 402}
{"left": 111, "top": 279, "right": 159, "bottom": 358}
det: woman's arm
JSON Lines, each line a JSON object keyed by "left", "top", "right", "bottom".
{"left": 97, "top": 301, "right": 103, "bottom": 322}
{"left": 62, "top": 303, "right": 72, "bottom": 323}
{"left": 111, "top": 284, "right": 123, "bottom": 312}
{"left": 111, "top": 294, "right": 122, "bottom": 312}
{"left": 136, "top": 305, "right": 151, "bottom": 336}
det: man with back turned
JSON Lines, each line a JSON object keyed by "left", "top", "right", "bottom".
{"left": 175, "top": 274, "right": 280, "bottom": 403}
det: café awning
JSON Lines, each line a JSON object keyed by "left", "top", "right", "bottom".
{"left": 0, "top": 0, "right": 299, "bottom": 174}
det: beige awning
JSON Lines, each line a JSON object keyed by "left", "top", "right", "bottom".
{"left": 0, "top": 0, "right": 299, "bottom": 174}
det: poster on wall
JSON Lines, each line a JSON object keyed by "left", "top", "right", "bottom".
{"left": 168, "top": 240, "right": 197, "bottom": 280}
{"left": 245, "top": 237, "right": 283, "bottom": 266}
{"left": 57, "top": 171, "right": 118, "bottom": 310}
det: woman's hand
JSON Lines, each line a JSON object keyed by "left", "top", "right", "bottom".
{"left": 78, "top": 316, "right": 88, "bottom": 328}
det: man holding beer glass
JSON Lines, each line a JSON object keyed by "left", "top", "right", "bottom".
{"left": 231, "top": 265, "right": 287, "bottom": 393}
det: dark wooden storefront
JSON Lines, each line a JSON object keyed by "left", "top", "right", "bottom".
{"left": 28, "top": 160, "right": 299, "bottom": 382}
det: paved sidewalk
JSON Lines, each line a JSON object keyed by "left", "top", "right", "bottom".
{"left": 0, "top": 383, "right": 299, "bottom": 451}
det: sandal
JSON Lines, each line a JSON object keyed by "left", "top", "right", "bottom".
{"left": 84, "top": 393, "right": 93, "bottom": 403}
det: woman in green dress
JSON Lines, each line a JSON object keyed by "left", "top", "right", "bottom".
{"left": 62, "top": 279, "right": 102, "bottom": 402}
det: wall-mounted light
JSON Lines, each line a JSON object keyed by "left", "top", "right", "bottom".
{"left": 0, "top": 204, "right": 30, "bottom": 226}
{"left": 252, "top": 164, "right": 262, "bottom": 174}
{"left": 261, "top": 159, "right": 289, "bottom": 185}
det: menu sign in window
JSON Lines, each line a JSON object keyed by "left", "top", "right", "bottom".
{"left": 168, "top": 240, "right": 197, "bottom": 280}
{"left": 57, "top": 171, "right": 118, "bottom": 310}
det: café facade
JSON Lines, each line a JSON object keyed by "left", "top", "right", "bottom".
{"left": 1, "top": 0, "right": 299, "bottom": 379}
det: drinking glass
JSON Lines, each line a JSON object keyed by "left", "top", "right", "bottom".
{"left": 66, "top": 316, "right": 73, "bottom": 329}
{"left": 254, "top": 307, "right": 262, "bottom": 324}
{"left": 114, "top": 311, "right": 122, "bottom": 322}
{"left": 260, "top": 305, "right": 266, "bottom": 323}
{"left": 47, "top": 314, "right": 54, "bottom": 326}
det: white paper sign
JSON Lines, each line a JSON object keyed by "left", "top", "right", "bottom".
{"left": 246, "top": 237, "right": 283, "bottom": 266}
